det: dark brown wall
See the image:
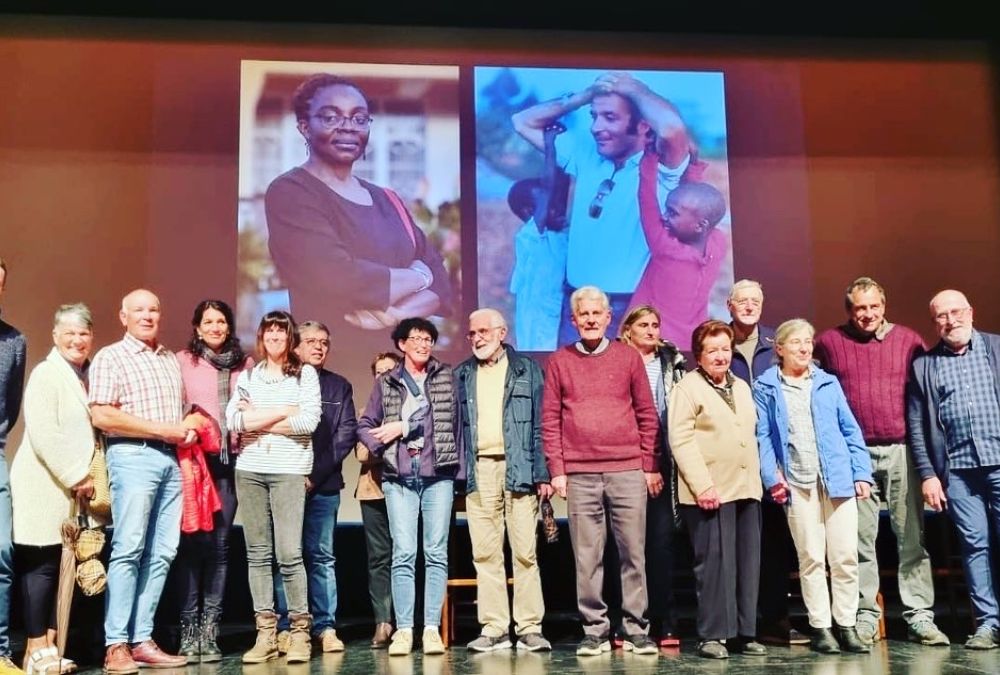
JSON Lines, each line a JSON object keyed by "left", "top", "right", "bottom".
{"left": 2, "top": 19, "right": 998, "bottom": 467}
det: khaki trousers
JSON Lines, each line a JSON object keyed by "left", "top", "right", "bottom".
{"left": 786, "top": 480, "right": 859, "bottom": 628}
{"left": 466, "top": 457, "right": 544, "bottom": 637}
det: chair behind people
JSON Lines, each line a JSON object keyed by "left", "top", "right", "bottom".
{"left": 440, "top": 495, "right": 514, "bottom": 647}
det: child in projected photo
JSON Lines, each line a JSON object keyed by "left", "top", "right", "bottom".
{"left": 631, "top": 150, "right": 728, "bottom": 351}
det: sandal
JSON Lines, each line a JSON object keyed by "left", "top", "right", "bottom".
{"left": 58, "top": 657, "right": 77, "bottom": 674}
{"left": 23, "top": 647, "right": 62, "bottom": 675}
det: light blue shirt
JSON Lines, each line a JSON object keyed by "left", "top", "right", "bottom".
{"left": 555, "top": 131, "right": 688, "bottom": 292}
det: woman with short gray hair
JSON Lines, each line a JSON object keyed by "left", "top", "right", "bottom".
{"left": 753, "top": 318, "right": 874, "bottom": 654}
{"left": 11, "top": 303, "right": 100, "bottom": 673}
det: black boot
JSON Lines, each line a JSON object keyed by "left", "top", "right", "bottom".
{"left": 811, "top": 627, "right": 840, "bottom": 654}
{"left": 178, "top": 615, "right": 201, "bottom": 663}
{"left": 836, "top": 625, "right": 871, "bottom": 653}
{"left": 200, "top": 611, "right": 223, "bottom": 662}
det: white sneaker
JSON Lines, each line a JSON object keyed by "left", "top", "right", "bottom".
{"left": 388, "top": 629, "right": 413, "bottom": 656}
{"left": 423, "top": 628, "right": 446, "bottom": 655}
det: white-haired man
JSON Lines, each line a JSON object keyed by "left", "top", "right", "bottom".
{"left": 542, "top": 286, "right": 662, "bottom": 656}
{"left": 455, "top": 308, "right": 552, "bottom": 652}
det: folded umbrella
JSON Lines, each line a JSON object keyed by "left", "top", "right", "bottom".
{"left": 55, "top": 505, "right": 83, "bottom": 657}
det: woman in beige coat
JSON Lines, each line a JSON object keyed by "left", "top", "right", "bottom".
{"left": 11, "top": 304, "right": 99, "bottom": 674}
{"left": 668, "top": 320, "right": 764, "bottom": 660}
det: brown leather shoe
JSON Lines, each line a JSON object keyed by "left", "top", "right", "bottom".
{"left": 371, "top": 622, "right": 393, "bottom": 649}
{"left": 129, "top": 640, "right": 187, "bottom": 668}
{"left": 104, "top": 643, "right": 139, "bottom": 674}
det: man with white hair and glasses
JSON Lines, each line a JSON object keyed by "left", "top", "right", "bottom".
{"left": 455, "top": 308, "right": 552, "bottom": 652}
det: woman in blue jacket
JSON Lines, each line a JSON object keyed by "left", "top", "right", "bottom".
{"left": 753, "top": 319, "right": 873, "bottom": 655}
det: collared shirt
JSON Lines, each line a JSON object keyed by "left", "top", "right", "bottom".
{"left": 574, "top": 337, "right": 611, "bottom": 355}
{"left": 936, "top": 331, "right": 1000, "bottom": 469}
{"left": 89, "top": 332, "right": 183, "bottom": 424}
{"left": 697, "top": 368, "right": 737, "bottom": 413}
{"left": 556, "top": 132, "right": 689, "bottom": 292}
{"left": 778, "top": 368, "right": 819, "bottom": 487}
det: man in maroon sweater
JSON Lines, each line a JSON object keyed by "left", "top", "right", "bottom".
{"left": 542, "top": 286, "right": 663, "bottom": 657}
{"left": 814, "top": 277, "right": 948, "bottom": 646}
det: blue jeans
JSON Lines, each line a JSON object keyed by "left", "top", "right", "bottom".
{"left": 105, "top": 442, "right": 182, "bottom": 644}
{"left": 383, "top": 469, "right": 453, "bottom": 630}
{"left": 0, "top": 451, "right": 13, "bottom": 656}
{"left": 303, "top": 492, "right": 341, "bottom": 633}
{"left": 947, "top": 466, "right": 1000, "bottom": 630}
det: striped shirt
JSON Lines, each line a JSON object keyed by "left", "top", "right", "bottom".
{"left": 88, "top": 332, "right": 183, "bottom": 424}
{"left": 644, "top": 356, "right": 666, "bottom": 418}
{"left": 936, "top": 331, "right": 1000, "bottom": 469}
{"left": 228, "top": 363, "right": 321, "bottom": 475}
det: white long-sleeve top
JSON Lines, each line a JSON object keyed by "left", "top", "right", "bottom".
{"left": 226, "top": 363, "right": 321, "bottom": 475}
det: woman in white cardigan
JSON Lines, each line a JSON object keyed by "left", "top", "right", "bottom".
{"left": 10, "top": 303, "right": 100, "bottom": 674}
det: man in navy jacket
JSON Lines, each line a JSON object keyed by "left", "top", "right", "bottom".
{"left": 907, "top": 290, "right": 1000, "bottom": 650}
{"left": 295, "top": 320, "right": 357, "bottom": 652}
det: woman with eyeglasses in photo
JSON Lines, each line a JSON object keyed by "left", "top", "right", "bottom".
{"left": 358, "top": 318, "right": 462, "bottom": 657}
{"left": 265, "top": 74, "right": 452, "bottom": 351}
{"left": 225, "top": 311, "right": 320, "bottom": 664}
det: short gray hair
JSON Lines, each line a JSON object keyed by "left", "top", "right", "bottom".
{"left": 728, "top": 278, "right": 763, "bottom": 302}
{"left": 570, "top": 286, "right": 610, "bottom": 314}
{"left": 774, "top": 318, "right": 814, "bottom": 364}
{"left": 468, "top": 308, "right": 507, "bottom": 329}
{"left": 54, "top": 303, "right": 93, "bottom": 330}
{"left": 297, "top": 320, "right": 330, "bottom": 338}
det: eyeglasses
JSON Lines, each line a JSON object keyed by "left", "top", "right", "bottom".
{"left": 312, "top": 113, "right": 373, "bottom": 130}
{"left": 933, "top": 307, "right": 971, "bottom": 324}
{"left": 405, "top": 335, "right": 434, "bottom": 346}
{"left": 301, "top": 338, "right": 330, "bottom": 349}
{"left": 588, "top": 178, "right": 616, "bottom": 219}
{"left": 731, "top": 298, "right": 762, "bottom": 307}
{"left": 466, "top": 327, "right": 501, "bottom": 341}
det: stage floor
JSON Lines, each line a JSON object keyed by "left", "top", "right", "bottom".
{"left": 56, "top": 637, "right": 1000, "bottom": 675}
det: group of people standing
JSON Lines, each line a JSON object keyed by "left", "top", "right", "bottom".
{"left": 0, "top": 255, "right": 999, "bottom": 673}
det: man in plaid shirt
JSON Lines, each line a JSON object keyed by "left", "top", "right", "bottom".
{"left": 89, "top": 289, "right": 196, "bottom": 673}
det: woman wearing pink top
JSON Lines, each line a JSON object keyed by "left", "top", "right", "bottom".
{"left": 175, "top": 300, "right": 253, "bottom": 662}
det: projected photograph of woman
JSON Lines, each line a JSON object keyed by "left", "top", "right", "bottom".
{"left": 237, "top": 62, "right": 461, "bottom": 368}
{"left": 474, "top": 66, "right": 732, "bottom": 352}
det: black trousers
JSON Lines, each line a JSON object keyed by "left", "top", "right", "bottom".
{"left": 757, "top": 498, "right": 796, "bottom": 622}
{"left": 173, "top": 459, "right": 238, "bottom": 619}
{"left": 681, "top": 499, "right": 761, "bottom": 641}
{"left": 645, "top": 473, "right": 678, "bottom": 632}
{"left": 361, "top": 498, "right": 393, "bottom": 624}
{"left": 17, "top": 544, "right": 61, "bottom": 637}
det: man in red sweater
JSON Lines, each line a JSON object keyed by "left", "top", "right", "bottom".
{"left": 541, "top": 286, "right": 663, "bottom": 657}
{"left": 814, "top": 277, "right": 948, "bottom": 646}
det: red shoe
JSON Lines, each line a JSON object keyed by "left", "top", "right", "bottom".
{"left": 104, "top": 643, "right": 138, "bottom": 674}
{"left": 658, "top": 632, "right": 681, "bottom": 648}
{"left": 129, "top": 640, "right": 187, "bottom": 668}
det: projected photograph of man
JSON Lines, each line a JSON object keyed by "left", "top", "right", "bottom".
{"left": 475, "top": 66, "right": 731, "bottom": 351}
{"left": 237, "top": 61, "right": 461, "bottom": 368}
